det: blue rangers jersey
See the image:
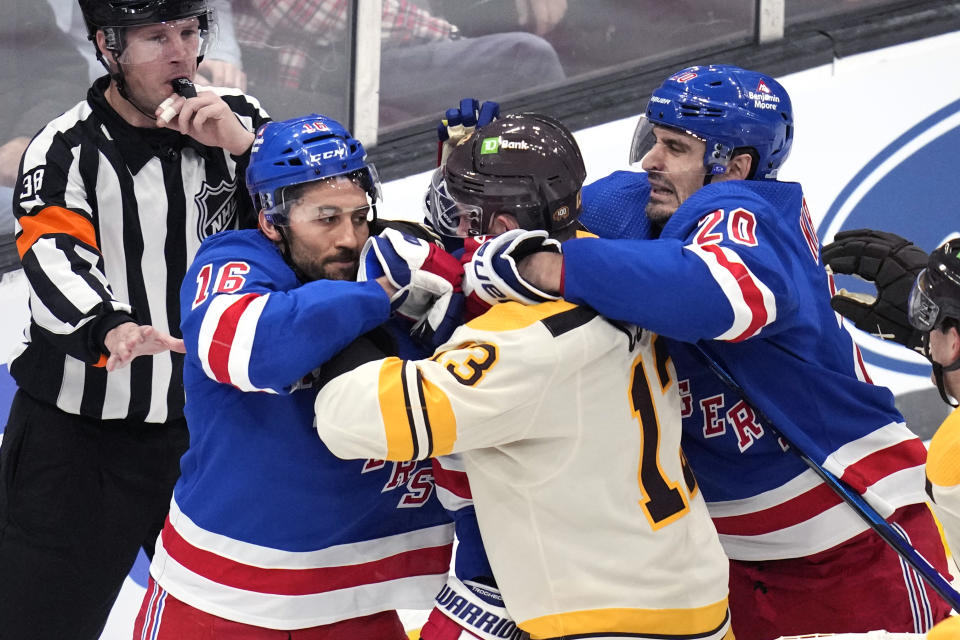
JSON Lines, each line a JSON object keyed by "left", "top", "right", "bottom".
{"left": 572, "top": 172, "right": 928, "bottom": 560}
{"left": 148, "top": 228, "right": 454, "bottom": 629}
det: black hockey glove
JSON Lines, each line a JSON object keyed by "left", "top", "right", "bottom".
{"left": 821, "top": 228, "right": 928, "bottom": 350}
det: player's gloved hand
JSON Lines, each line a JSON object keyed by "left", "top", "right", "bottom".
{"left": 419, "top": 575, "right": 527, "bottom": 640}
{"left": 821, "top": 228, "right": 928, "bottom": 350}
{"left": 359, "top": 228, "right": 464, "bottom": 321}
{"left": 462, "top": 229, "right": 561, "bottom": 318}
{"left": 411, "top": 291, "right": 464, "bottom": 349}
{"left": 437, "top": 98, "right": 500, "bottom": 166}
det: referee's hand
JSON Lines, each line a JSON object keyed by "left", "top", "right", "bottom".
{"left": 155, "top": 89, "right": 255, "bottom": 156}
{"left": 104, "top": 322, "right": 186, "bottom": 372}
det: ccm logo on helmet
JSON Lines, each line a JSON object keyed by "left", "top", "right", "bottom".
{"left": 309, "top": 147, "right": 347, "bottom": 164}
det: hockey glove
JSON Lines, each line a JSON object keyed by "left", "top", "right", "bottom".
{"left": 462, "top": 229, "right": 561, "bottom": 319}
{"left": 420, "top": 575, "right": 527, "bottom": 640}
{"left": 359, "top": 228, "right": 464, "bottom": 321}
{"left": 437, "top": 98, "right": 500, "bottom": 166}
{"left": 411, "top": 291, "right": 465, "bottom": 349}
{"left": 821, "top": 228, "right": 928, "bottom": 350}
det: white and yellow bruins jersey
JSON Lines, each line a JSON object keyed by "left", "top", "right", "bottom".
{"left": 315, "top": 300, "right": 731, "bottom": 640}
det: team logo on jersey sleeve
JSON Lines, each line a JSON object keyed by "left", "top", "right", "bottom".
{"left": 195, "top": 178, "right": 239, "bottom": 241}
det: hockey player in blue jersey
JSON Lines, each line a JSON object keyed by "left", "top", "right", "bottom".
{"left": 470, "top": 66, "right": 952, "bottom": 638}
{"left": 133, "top": 114, "right": 464, "bottom": 639}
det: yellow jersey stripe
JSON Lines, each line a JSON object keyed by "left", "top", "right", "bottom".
{"left": 926, "top": 408, "right": 960, "bottom": 486}
{"left": 418, "top": 372, "right": 457, "bottom": 457}
{"left": 521, "top": 598, "right": 730, "bottom": 639}
{"left": 378, "top": 358, "right": 416, "bottom": 460}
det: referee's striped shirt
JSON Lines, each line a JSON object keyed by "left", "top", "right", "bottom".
{"left": 10, "top": 77, "right": 269, "bottom": 423}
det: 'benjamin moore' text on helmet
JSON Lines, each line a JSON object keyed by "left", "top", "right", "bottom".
{"left": 246, "top": 114, "right": 381, "bottom": 226}
{"left": 429, "top": 113, "right": 587, "bottom": 237}
{"left": 79, "top": 0, "right": 215, "bottom": 65}
{"left": 629, "top": 64, "right": 794, "bottom": 180}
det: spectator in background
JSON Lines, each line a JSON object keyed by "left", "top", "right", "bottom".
{"left": 0, "top": 0, "right": 90, "bottom": 276}
{"left": 45, "top": 0, "right": 247, "bottom": 88}
{"left": 232, "top": 0, "right": 565, "bottom": 126}
{"left": 432, "top": 1, "right": 754, "bottom": 79}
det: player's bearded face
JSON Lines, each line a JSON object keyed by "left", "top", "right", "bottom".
{"left": 285, "top": 180, "right": 371, "bottom": 282}
{"left": 640, "top": 126, "right": 708, "bottom": 225}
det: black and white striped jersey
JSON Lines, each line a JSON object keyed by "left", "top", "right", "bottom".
{"left": 10, "top": 77, "right": 269, "bottom": 423}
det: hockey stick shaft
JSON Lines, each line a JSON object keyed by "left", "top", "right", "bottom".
{"left": 694, "top": 345, "right": 960, "bottom": 612}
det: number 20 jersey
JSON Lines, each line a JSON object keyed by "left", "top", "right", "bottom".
{"left": 315, "top": 301, "right": 731, "bottom": 640}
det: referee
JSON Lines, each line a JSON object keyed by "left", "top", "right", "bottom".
{"left": 0, "top": 0, "right": 268, "bottom": 637}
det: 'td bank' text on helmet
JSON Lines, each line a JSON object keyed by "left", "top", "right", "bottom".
{"left": 429, "top": 112, "right": 587, "bottom": 237}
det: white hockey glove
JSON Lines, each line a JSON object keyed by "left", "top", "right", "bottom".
{"left": 463, "top": 229, "right": 561, "bottom": 317}
{"left": 419, "top": 575, "right": 527, "bottom": 640}
{"left": 437, "top": 98, "right": 500, "bottom": 166}
{"left": 359, "top": 228, "right": 463, "bottom": 321}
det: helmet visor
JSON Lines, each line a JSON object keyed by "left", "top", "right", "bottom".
{"left": 629, "top": 115, "right": 732, "bottom": 176}
{"left": 908, "top": 269, "right": 940, "bottom": 332}
{"left": 113, "top": 17, "right": 216, "bottom": 65}
{"left": 628, "top": 115, "right": 658, "bottom": 166}
{"left": 427, "top": 168, "right": 484, "bottom": 237}
{"left": 264, "top": 172, "right": 379, "bottom": 227}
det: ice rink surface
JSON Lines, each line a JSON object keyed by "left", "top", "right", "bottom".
{"left": 0, "top": 29, "right": 957, "bottom": 639}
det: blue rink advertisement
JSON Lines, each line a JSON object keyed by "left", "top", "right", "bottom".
{"left": 0, "top": 30, "right": 957, "bottom": 640}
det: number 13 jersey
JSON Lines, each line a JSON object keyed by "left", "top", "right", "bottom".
{"left": 315, "top": 300, "right": 731, "bottom": 640}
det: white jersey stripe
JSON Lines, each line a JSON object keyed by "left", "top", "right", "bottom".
{"left": 717, "top": 501, "right": 869, "bottom": 560}
{"left": 197, "top": 294, "right": 234, "bottom": 383}
{"left": 57, "top": 354, "right": 85, "bottom": 415}
{"left": 151, "top": 543, "right": 444, "bottom": 630}
{"left": 685, "top": 243, "right": 777, "bottom": 341}
{"left": 226, "top": 293, "right": 273, "bottom": 393}
{"left": 166, "top": 497, "right": 452, "bottom": 567}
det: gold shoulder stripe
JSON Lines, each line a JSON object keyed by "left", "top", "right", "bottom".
{"left": 378, "top": 358, "right": 416, "bottom": 460}
{"left": 926, "top": 408, "right": 960, "bottom": 486}
{"left": 466, "top": 300, "right": 577, "bottom": 332}
{"left": 575, "top": 229, "right": 598, "bottom": 239}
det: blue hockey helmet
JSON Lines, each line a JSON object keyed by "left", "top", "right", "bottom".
{"left": 629, "top": 64, "right": 794, "bottom": 180}
{"left": 246, "top": 114, "right": 381, "bottom": 225}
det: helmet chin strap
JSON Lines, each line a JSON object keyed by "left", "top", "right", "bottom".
{"left": 932, "top": 361, "right": 960, "bottom": 408}
{"left": 97, "top": 48, "right": 164, "bottom": 123}
{"left": 924, "top": 332, "right": 960, "bottom": 408}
